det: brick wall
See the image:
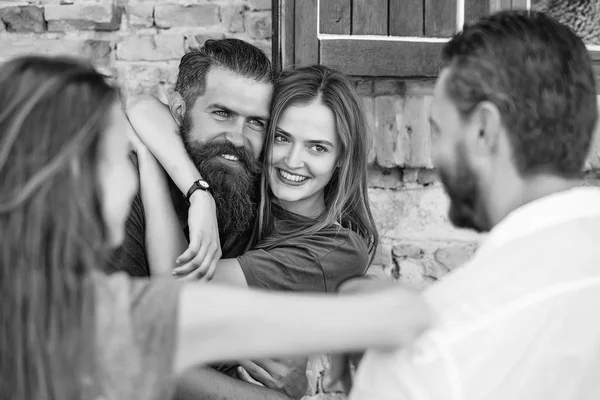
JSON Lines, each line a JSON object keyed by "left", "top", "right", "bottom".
{"left": 2, "top": 1, "right": 600, "bottom": 398}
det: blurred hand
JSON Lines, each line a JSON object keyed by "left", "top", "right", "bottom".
{"left": 237, "top": 357, "right": 309, "bottom": 399}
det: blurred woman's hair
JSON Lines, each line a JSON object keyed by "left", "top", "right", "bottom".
{"left": 0, "top": 55, "right": 118, "bottom": 399}
{"left": 256, "top": 65, "right": 378, "bottom": 261}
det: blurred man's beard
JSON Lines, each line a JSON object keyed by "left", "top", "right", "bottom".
{"left": 180, "top": 116, "right": 261, "bottom": 242}
{"left": 438, "top": 142, "right": 492, "bottom": 233}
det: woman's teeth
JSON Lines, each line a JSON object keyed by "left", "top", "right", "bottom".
{"left": 279, "top": 169, "right": 308, "bottom": 182}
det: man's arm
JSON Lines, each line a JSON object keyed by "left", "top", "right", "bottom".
{"left": 126, "top": 94, "right": 221, "bottom": 280}
{"left": 174, "top": 366, "right": 292, "bottom": 400}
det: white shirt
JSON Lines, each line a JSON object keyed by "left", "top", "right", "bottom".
{"left": 350, "top": 187, "right": 600, "bottom": 400}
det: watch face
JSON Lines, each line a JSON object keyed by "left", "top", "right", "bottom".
{"left": 199, "top": 180, "right": 210, "bottom": 189}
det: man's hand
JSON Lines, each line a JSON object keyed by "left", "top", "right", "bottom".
{"left": 172, "top": 190, "right": 222, "bottom": 280}
{"left": 237, "top": 357, "right": 309, "bottom": 400}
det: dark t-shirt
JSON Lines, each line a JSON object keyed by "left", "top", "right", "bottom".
{"left": 237, "top": 205, "right": 369, "bottom": 293}
{"left": 106, "top": 186, "right": 249, "bottom": 277}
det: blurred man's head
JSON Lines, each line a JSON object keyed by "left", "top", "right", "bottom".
{"left": 430, "top": 10, "right": 598, "bottom": 232}
{"left": 171, "top": 38, "right": 274, "bottom": 239}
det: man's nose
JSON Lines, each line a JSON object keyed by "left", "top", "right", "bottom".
{"left": 225, "top": 119, "right": 245, "bottom": 147}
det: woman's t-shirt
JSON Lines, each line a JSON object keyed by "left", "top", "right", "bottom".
{"left": 237, "top": 207, "right": 369, "bottom": 293}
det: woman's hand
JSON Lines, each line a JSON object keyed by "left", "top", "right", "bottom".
{"left": 172, "top": 190, "right": 222, "bottom": 281}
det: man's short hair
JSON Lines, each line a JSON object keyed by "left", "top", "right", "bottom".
{"left": 441, "top": 10, "right": 598, "bottom": 176}
{"left": 174, "top": 38, "right": 274, "bottom": 108}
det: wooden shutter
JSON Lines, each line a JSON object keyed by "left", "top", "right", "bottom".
{"left": 273, "top": 0, "right": 600, "bottom": 92}
{"left": 273, "top": 0, "right": 488, "bottom": 77}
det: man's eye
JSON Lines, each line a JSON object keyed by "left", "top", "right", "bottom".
{"left": 249, "top": 119, "right": 264, "bottom": 127}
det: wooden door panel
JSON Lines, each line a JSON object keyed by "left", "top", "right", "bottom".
{"left": 424, "top": 0, "right": 457, "bottom": 37}
{"left": 389, "top": 0, "right": 424, "bottom": 37}
{"left": 319, "top": 0, "right": 351, "bottom": 35}
{"left": 352, "top": 0, "right": 388, "bottom": 35}
{"left": 273, "top": 0, "right": 600, "bottom": 92}
{"left": 320, "top": 39, "right": 444, "bottom": 76}
{"left": 294, "top": 0, "right": 318, "bottom": 66}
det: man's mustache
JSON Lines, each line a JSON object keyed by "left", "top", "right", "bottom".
{"left": 185, "top": 141, "right": 261, "bottom": 175}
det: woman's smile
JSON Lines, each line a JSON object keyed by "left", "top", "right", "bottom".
{"left": 276, "top": 167, "right": 309, "bottom": 185}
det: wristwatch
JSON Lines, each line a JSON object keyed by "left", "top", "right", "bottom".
{"left": 185, "top": 179, "right": 211, "bottom": 204}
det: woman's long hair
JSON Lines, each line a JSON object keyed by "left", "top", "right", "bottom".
{"left": 0, "top": 56, "right": 118, "bottom": 399}
{"left": 256, "top": 65, "right": 378, "bottom": 260}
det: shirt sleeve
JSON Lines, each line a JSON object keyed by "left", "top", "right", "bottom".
{"left": 349, "top": 335, "right": 453, "bottom": 400}
{"left": 237, "top": 229, "right": 369, "bottom": 293}
{"left": 94, "top": 272, "right": 182, "bottom": 400}
{"left": 105, "top": 193, "right": 151, "bottom": 277}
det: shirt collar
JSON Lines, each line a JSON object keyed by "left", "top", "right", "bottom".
{"left": 478, "top": 186, "right": 600, "bottom": 255}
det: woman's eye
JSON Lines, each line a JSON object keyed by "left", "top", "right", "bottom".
{"left": 275, "top": 135, "right": 289, "bottom": 143}
{"left": 214, "top": 110, "right": 228, "bottom": 118}
{"left": 311, "top": 145, "right": 328, "bottom": 153}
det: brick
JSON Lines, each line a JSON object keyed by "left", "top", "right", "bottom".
{"left": 368, "top": 186, "right": 482, "bottom": 241}
{"left": 0, "top": 6, "right": 45, "bottom": 33}
{"left": 434, "top": 243, "right": 477, "bottom": 270}
{"left": 82, "top": 40, "right": 113, "bottom": 67}
{"left": 584, "top": 96, "right": 600, "bottom": 170}
{"left": 221, "top": 4, "right": 245, "bottom": 33}
{"left": 361, "top": 97, "right": 376, "bottom": 164}
{"left": 396, "top": 259, "right": 430, "bottom": 289}
{"left": 417, "top": 168, "right": 438, "bottom": 185}
{"left": 392, "top": 243, "right": 425, "bottom": 259}
{"left": 154, "top": 4, "right": 219, "bottom": 29}
{"left": 374, "top": 95, "right": 406, "bottom": 167}
{"left": 125, "top": 2, "right": 154, "bottom": 28}
{"left": 117, "top": 61, "right": 179, "bottom": 96}
{"left": 245, "top": 11, "right": 271, "bottom": 40}
{"left": 248, "top": 0, "right": 272, "bottom": 11}
{"left": 422, "top": 258, "right": 450, "bottom": 281}
{"left": 355, "top": 79, "right": 372, "bottom": 96}
{"left": 405, "top": 79, "right": 435, "bottom": 96}
{"left": 367, "top": 165, "right": 403, "bottom": 189}
{"left": 403, "top": 94, "right": 433, "bottom": 168}
{"left": 373, "top": 79, "right": 406, "bottom": 96}
{"left": 117, "top": 34, "right": 184, "bottom": 61}
{"left": 0, "top": 37, "right": 88, "bottom": 59}
{"left": 45, "top": 3, "right": 121, "bottom": 31}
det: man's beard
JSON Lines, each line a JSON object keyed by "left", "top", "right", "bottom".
{"left": 180, "top": 118, "right": 261, "bottom": 243}
{"left": 438, "top": 142, "right": 492, "bottom": 233}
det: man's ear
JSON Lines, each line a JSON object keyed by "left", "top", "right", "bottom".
{"left": 472, "top": 101, "right": 502, "bottom": 156}
{"left": 169, "top": 91, "right": 186, "bottom": 128}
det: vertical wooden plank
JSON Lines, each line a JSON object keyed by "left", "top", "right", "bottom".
{"left": 352, "top": 0, "right": 387, "bottom": 36}
{"left": 319, "top": 0, "right": 351, "bottom": 35}
{"left": 295, "top": 0, "right": 318, "bottom": 66}
{"left": 272, "top": 0, "right": 295, "bottom": 71}
{"left": 465, "top": 0, "right": 490, "bottom": 25}
{"left": 389, "top": 0, "right": 424, "bottom": 37}
{"left": 511, "top": 0, "right": 528, "bottom": 9}
{"left": 424, "top": 0, "right": 457, "bottom": 37}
